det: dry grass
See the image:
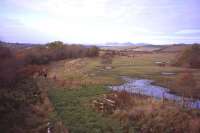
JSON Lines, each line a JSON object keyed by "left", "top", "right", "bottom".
{"left": 94, "top": 91, "right": 200, "bottom": 133}
{"left": 47, "top": 57, "right": 121, "bottom": 88}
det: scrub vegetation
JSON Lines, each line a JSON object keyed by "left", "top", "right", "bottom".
{"left": 0, "top": 41, "right": 99, "bottom": 133}
{"left": 173, "top": 44, "right": 200, "bottom": 68}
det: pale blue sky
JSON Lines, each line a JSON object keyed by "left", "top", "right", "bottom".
{"left": 0, "top": 0, "right": 200, "bottom": 44}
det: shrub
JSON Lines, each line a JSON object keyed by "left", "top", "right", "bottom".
{"left": 46, "top": 41, "right": 64, "bottom": 49}
{"left": 176, "top": 71, "right": 196, "bottom": 98}
{"left": 174, "top": 44, "right": 200, "bottom": 68}
{"left": 0, "top": 46, "right": 19, "bottom": 87}
{"left": 101, "top": 54, "right": 113, "bottom": 65}
{"left": 0, "top": 78, "right": 43, "bottom": 133}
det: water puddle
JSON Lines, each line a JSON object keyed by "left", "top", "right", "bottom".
{"left": 161, "top": 72, "right": 176, "bottom": 76}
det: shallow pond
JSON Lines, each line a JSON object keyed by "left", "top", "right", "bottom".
{"left": 109, "top": 76, "right": 200, "bottom": 109}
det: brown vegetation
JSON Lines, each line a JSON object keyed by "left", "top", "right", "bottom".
{"left": 100, "top": 51, "right": 114, "bottom": 66}
{"left": 93, "top": 91, "right": 200, "bottom": 133}
{"left": 19, "top": 41, "right": 99, "bottom": 65}
{"left": 176, "top": 70, "right": 197, "bottom": 98}
{"left": 173, "top": 44, "right": 200, "bottom": 68}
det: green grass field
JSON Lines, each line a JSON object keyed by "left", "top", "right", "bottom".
{"left": 48, "top": 86, "right": 125, "bottom": 133}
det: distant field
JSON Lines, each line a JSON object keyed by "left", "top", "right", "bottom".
{"left": 100, "top": 44, "right": 190, "bottom": 55}
{"left": 48, "top": 52, "right": 200, "bottom": 98}
{"left": 131, "top": 45, "right": 164, "bottom": 52}
{"left": 159, "top": 45, "right": 188, "bottom": 52}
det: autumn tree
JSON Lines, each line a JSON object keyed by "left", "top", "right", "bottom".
{"left": 46, "top": 41, "right": 64, "bottom": 49}
{"left": 87, "top": 46, "right": 99, "bottom": 57}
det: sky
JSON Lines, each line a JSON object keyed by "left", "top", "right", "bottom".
{"left": 0, "top": 0, "right": 200, "bottom": 44}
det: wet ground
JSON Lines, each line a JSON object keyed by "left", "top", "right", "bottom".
{"left": 109, "top": 76, "right": 200, "bottom": 109}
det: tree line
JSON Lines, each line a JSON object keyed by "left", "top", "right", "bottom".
{"left": 18, "top": 41, "right": 99, "bottom": 65}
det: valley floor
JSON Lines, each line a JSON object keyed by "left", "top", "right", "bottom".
{"left": 46, "top": 52, "right": 200, "bottom": 133}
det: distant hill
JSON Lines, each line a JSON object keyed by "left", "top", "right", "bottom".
{"left": 0, "top": 41, "right": 95, "bottom": 49}
{"left": 98, "top": 43, "right": 196, "bottom": 53}
{"left": 1, "top": 40, "right": 198, "bottom": 53}
{"left": 158, "top": 44, "right": 189, "bottom": 52}
{"left": 0, "top": 41, "right": 39, "bottom": 49}
{"left": 102, "top": 42, "right": 134, "bottom": 46}
{"left": 131, "top": 45, "right": 165, "bottom": 52}
{"left": 98, "top": 42, "right": 152, "bottom": 50}
{"left": 99, "top": 42, "right": 150, "bottom": 47}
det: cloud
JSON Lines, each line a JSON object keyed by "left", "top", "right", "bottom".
{"left": 175, "top": 29, "right": 200, "bottom": 35}
{"left": 0, "top": 16, "right": 53, "bottom": 43}
{"left": 1, "top": 0, "right": 200, "bottom": 44}
{"left": 0, "top": 17, "right": 24, "bottom": 28}
{"left": 3, "top": 0, "right": 109, "bottom": 17}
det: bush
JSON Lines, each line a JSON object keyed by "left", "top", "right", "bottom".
{"left": 189, "top": 44, "right": 200, "bottom": 68}
{"left": 0, "top": 46, "right": 19, "bottom": 87}
{"left": 176, "top": 71, "right": 196, "bottom": 98}
{"left": 101, "top": 53, "right": 113, "bottom": 65}
{"left": 0, "top": 78, "right": 43, "bottom": 133}
{"left": 46, "top": 41, "right": 64, "bottom": 49}
{"left": 174, "top": 44, "right": 200, "bottom": 68}
{"left": 26, "top": 52, "right": 50, "bottom": 65}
